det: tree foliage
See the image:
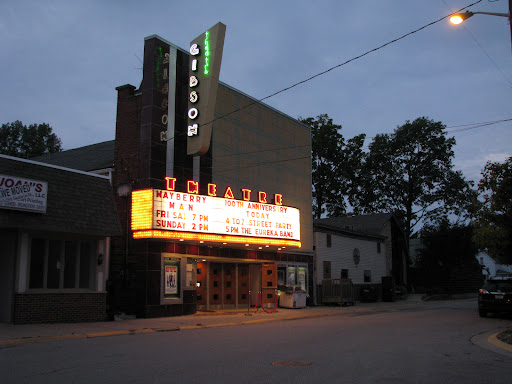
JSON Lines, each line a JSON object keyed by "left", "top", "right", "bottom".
{"left": 301, "top": 114, "right": 365, "bottom": 219}
{"left": 354, "top": 117, "right": 476, "bottom": 244}
{"left": 472, "top": 157, "right": 512, "bottom": 264}
{"left": 0, "top": 120, "right": 62, "bottom": 158}
{"left": 412, "top": 221, "right": 482, "bottom": 293}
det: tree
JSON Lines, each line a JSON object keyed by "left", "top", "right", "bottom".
{"left": 300, "top": 114, "right": 365, "bottom": 219}
{"left": 0, "top": 120, "right": 62, "bottom": 158}
{"left": 472, "top": 157, "right": 512, "bottom": 264}
{"left": 354, "top": 117, "right": 476, "bottom": 245}
{"left": 412, "top": 221, "right": 482, "bottom": 294}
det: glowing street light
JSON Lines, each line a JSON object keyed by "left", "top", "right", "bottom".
{"left": 449, "top": 10, "right": 509, "bottom": 25}
{"left": 449, "top": 1, "right": 512, "bottom": 52}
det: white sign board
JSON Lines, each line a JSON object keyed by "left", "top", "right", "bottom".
{"left": 152, "top": 190, "right": 300, "bottom": 241}
{"left": 0, "top": 175, "right": 48, "bottom": 213}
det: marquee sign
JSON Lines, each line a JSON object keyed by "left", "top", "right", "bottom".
{"left": 131, "top": 179, "right": 301, "bottom": 248}
{"left": 187, "top": 22, "right": 226, "bottom": 156}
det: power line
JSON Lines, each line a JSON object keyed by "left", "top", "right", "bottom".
{"left": 197, "top": 0, "right": 484, "bottom": 130}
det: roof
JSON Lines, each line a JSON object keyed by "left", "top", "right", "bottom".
{"left": 314, "top": 213, "right": 395, "bottom": 237}
{"left": 0, "top": 155, "right": 121, "bottom": 237}
{"left": 31, "top": 140, "right": 115, "bottom": 172}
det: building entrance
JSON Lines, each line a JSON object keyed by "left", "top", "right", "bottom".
{"left": 195, "top": 260, "right": 277, "bottom": 310}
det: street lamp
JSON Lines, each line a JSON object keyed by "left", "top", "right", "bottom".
{"left": 449, "top": 10, "right": 509, "bottom": 25}
{"left": 449, "top": 1, "right": 512, "bottom": 51}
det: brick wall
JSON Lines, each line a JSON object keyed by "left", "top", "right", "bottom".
{"left": 14, "top": 293, "right": 108, "bottom": 324}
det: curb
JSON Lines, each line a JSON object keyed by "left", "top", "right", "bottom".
{"left": 488, "top": 332, "right": 512, "bottom": 353}
{"left": 0, "top": 311, "right": 334, "bottom": 347}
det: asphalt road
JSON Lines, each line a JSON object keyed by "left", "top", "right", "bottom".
{"left": 1, "top": 300, "right": 511, "bottom": 384}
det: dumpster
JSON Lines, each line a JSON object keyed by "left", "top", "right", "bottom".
{"left": 279, "top": 285, "right": 307, "bottom": 308}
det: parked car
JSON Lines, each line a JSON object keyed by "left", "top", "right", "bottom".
{"left": 478, "top": 277, "right": 512, "bottom": 317}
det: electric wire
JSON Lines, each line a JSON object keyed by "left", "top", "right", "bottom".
{"left": 442, "top": 0, "right": 512, "bottom": 88}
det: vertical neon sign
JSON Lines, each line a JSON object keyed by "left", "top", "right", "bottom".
{"left": 204, "top": 31, "right": 210, "bottom": 76}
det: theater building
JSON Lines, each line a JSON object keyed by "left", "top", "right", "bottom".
{"left": 109, "top": 24, "right": 313, "bottom": 317}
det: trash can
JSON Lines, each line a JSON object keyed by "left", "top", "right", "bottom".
{"left": 360, "top": 285, "right": 378, "bottom": 302}
{"left": 278, "top": 285, "right": 307, "bottom": 308}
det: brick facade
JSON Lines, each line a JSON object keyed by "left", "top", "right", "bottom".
{"left": 13, "top": 293, "right": 108, "bottom": 324}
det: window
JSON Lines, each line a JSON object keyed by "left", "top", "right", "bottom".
{"left": 326, "top": 234, "right": 332, "bottom": 248}
{"left": 377, "top": 242, "right": 381, "bottom": 253}
{"left": 297, "top": 267, "right": 307, "bottom": 291}
{"left": 287, "top": 266, "right": 296, "bottom": 285}
{"left": 186, "top": 259, "right": 196, "bottom": 288}
{"left": 364, "top": 270, "right": 371, "bottom": 283}
{"left": 28, "top": 238, "right": 95, "bottom": 290}
{"left": 323, "top": 261, "right": 331, "bottom": 279}
{"left": 341, "top": 269, "right": 349, "bottom": 279}
{"left": 277, "top": 266, "right": 286, "bottom": 286}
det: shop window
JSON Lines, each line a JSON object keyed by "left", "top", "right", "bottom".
{"left": 186, "top": 259, "right": 196, "bottom": 288}
{"left": 298, "top": 266, "right": 307, "bottom": 291}
{"left": 287, "top": 266, "right": 296, "bottom": 286}
{"left": 364, "top": 270, "right": 371, "bottom": 283}
{"left": 28, "top": 238, "right": 95, "bottom": 290}
{"left": 326, "top": 234, "right": 332, "bottom": 248}
{"left": 277, "top": 266, "right": 286, "bottom": 286}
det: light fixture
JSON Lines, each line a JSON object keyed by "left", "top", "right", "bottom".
{"left": 449, "top": 11, "right": 473, "bottom": 24}
{"left": 199, "top": 240, "right": 204, "bottom": 243}
{"left": 449, "top": 7, "right": 512, "bottom": 52}
{"left": 449, "top": 10, "right": 510, "bottom": 25}
{"left": 179, "top": 239, "right": 184, "bottom": 242}
{"left": 245, "top": 244, "right": 249, "bottom": 247}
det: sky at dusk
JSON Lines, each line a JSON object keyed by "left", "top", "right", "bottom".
{"left": 1, "top": 0, "right": 511, "bottom": 184}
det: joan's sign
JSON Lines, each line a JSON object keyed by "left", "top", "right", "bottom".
{"left": 0, "top": 175, "right": 48, "bottom": 213}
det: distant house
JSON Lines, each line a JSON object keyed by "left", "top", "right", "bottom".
{"left": 314, "top": 214, "right": 408, "bottom": 303}
{"left": 476, "top": 252, "right": 512, "bottom": 279}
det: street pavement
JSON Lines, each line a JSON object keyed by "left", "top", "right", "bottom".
{"left": 1, "top": 294, "right": 511, "bottom": 357}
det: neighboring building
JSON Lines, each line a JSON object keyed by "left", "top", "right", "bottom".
{"left": 313, "top": 214, "right": 408, "bottom": 302}
{"left": 477, "top": 252, "right": 512, "bottom": 279}
{"left": 36, "top": 26, "right": 314, "bottom": 318}
{"left": 32, "top": 141, "right": 115, "bottom": 179}
{"left": 314, "top": 219, "right": 387, "bottom": 303}
{"left": 0, "top": 155, "right": 121, "bottom": 323}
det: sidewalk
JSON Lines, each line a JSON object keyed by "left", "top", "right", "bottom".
{"left": 1, "top": 294, "right": 510, "bottom": 356}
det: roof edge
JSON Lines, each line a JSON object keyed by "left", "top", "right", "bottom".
{"left": 0, "top": 154, "right": 111, "bottom": 180}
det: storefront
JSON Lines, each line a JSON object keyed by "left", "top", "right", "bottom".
{"left": 110, "top": 23, "right": 314, "bottom": 317}
{"left": 0, "top": 155, "right": 121, "bottom": 323}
